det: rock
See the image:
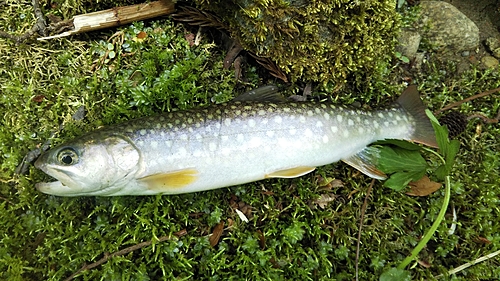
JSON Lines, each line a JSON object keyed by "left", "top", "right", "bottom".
{"left": 481, "top": 55, "right": 499, "bottom": 68}
{"left": 418, "top": 1, "right": 479, "bottom": 51}
{"left": 493, "top": 48, "right": 500, "bottom": 59}
{"left": 396, "top": 29, "right": 421, "bottom": 60}
{"left": 485, "top": 37, "right": 500, "bottom": 52}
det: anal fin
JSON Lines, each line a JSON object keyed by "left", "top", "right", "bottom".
{"left": 342, "top": 147, "right": 387, "bottom": 180}
{"left": 139, "top": 169, "right": 199, "bottom": 191}
{"left": 265, "top": 166, "right": 316, "bottom": 179}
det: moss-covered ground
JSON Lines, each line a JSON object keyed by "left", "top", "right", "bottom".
{"left": 1, "top": 1, "right": 499, "bottom": 280}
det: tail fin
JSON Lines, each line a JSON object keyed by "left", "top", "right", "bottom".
{"left": 396, "top": 85, "right": 438, "bottom": 148}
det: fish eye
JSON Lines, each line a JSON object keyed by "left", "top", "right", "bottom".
{"left": 57, "top": 148, "right": 79, "bottom": 166}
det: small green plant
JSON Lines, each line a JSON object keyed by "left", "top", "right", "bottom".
{"left": 378, "top": 110, "right": 459, "bottom": 280}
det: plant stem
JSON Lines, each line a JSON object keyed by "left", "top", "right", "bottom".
{"left": 397, "top": 175, "right": 451, "bottom": 269}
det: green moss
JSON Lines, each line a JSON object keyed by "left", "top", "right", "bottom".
{"left": 1, "top": 0, "right": 500, "bottom": 280}
{"left": 195, "top": 0, "right": 401, "bottom": 89}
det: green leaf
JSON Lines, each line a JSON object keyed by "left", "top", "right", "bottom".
{"left": 380, "top": 267, "right": 411, "bottom": 281}
{"left": 377, "top": 146, "right": 427, "bottom": 174}
{"left": 425, "top": 110, "right": 460, "bottom": 180}
{"left": 373, "top": 139, "right": 422, "bottom": 150}
{"left": 384, "top": 170, "right": 425, "bottom": 191}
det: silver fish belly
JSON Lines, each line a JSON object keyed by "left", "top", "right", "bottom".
{"left": 35, "top": 86, "right": 437, "bottom": 196}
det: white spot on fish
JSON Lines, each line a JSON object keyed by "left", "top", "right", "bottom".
{"left": 224, "top": 118, "right": 231, "bottom": 126}
{"left": 384, "top": 121, "right": 389, "bottom": 127}
{"left": 343, "top": 130, "right": 349, "bottom": 138}
{"left": 248, "top": 119, "right": 256, "bottom": 128}
{"left": 266, "top": 131, "right": 275, "bottom": 137}
{"left": 373, "top": 121, "right": 380, "bottom": 129}
{"left": 331, "top": 126, "right": 338, "bottom": 133}
{"left": 307, "top": 110, "right": 314, "bottom": 117}
{"left": 274, "top": 116, "right": 282, "bottom": 124}
{"left": 180, "top": 134, "right": 188, "bottom": 141}
{"left": 358, "top": 127, "right": 364, "bottom": 133}
{"left": 237, "top": 134, "right": 245, "bottom": 142}
{"left": 348, "top": 119, "right": 354, "bottom": 126}
{"left": 395, "top": 115, "right": 402, "bottom": 121}
{"left": 337, "top": 115, "right": 343, "bottom": 122}
{"left": 324, "top": 113, "right": 330, "bottom": 120}
{"left": 165, "top": 140, "right": 172, "bottom": 147}
{"left": 248, "top": 137, "right": 262, "bottom": 148}
{"left": 258, "top": 110, "right": 266, "bottom": 116}
{"left": 193, "top": 150, "right": 203, "bottom": 157}
{"left": 140, "top": 129, "right": 147, "bottom": 136}
{"left": 378, "top": 112, "right": 384, "bottom": 118}
{"left": 299, "top": 116, "right": 306, "bottom": 123}
{"left": 388, "top": 112, "right": 393, "bottom": 117}
{"left": 305, "top": 128, "right": 313, "bottom": 138}
{"left": 316, "top": 121, "right": 323, "bottom": 128}
{"left": 178, "top": 147, "right": 187, "bottom": 157}
{"left": 209, "top": 142, "right": 217, "bottom": 151}
{"left": 195, "top": 134, "right": 203, "bottom": 140}
{"left": 215, "top": 123, "right": 221, "bottom": 129}
{"left": 221, "top": 135, "right": 229, "bottom": 141}
{"left": 356, "top": 116, "right": 361, "bottom": 122}
{"left": 322, "top": 135, "right": 329, "bottom": 143}
{"left": 150, "top": 141, "right": 158, "bottom": 149}
{"left": 289, "top": 128, "right": 297, "bottom": 135}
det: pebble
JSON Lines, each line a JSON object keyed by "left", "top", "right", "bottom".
{"left": 481, "top": 55, "right": 499, "bottom": 68}
{"left": 461, "top": 51, "right": 470, "bottom": 57}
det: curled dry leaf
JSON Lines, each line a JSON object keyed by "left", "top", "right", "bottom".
{"left": 311, "top": 194, "right": 338, "bottom": 209}
{"left": 406, "top": 176, "right": 442, "bottom": 196}
{"left": 209, "top": 221, "right": 225, "bottom": 247}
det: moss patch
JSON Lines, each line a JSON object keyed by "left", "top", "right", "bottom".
{"left": 0, "top": 1, "right": 499, "bottom": 280}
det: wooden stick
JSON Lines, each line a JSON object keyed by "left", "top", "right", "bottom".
{"left": 434, "top": 86, "right": 500, "bottom": 115}
{"left": 38, "top": 0, "right": 175, "bottom": 40}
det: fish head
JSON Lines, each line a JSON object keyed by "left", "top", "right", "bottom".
{"left": 35, "top": 135, "right": 141, "bottom": 196}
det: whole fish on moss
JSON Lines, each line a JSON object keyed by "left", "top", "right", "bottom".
{"left": 35, "top": 85, "right": 437, "bottom": 196}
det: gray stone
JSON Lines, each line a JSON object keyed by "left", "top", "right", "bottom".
{"left": 485, "top": 37, "right": 500, "bottom": 52}
{"left": 396, "top": 29, "right": 421, "bottom": 60}
{"left": 493, "top": 48, "right": 500, "bottom": 59}
{"left": 418, "top": 1, "right": 479, "bottom": 51}
{"left": 481, "top": 55, "right": 499, "bottom": 68}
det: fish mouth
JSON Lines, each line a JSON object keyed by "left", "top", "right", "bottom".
{"left": 34, "top": 159, "right": 90, "bottom": 196}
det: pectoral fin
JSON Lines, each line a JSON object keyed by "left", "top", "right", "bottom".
{"left": 342, "top": 147, "right": 387, "bottom": 180}
{"left": 265, "top": 166, "right": 316, "bottom": 178}
{"left": 139, "top": 169, "right": 199, "bottom": 191}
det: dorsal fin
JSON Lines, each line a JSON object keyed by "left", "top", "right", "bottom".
{"left": 233, "top": 85, "right": 287, "bottom": 102}
{"left": 396, "top": 85, "right": 438, "bottom": 148}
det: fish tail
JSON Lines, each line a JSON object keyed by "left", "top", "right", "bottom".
{"left": 396, "top": 85, "right": 438, "bottom": 148}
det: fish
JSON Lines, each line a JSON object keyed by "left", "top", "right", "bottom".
{"left": 35, "top": 85, "right": 437, "bottom": 196}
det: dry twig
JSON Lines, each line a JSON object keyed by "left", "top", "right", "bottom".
{"left": 355, "top": 179, "right": 375, "bottom": 281}
{"left": 434, "top": 86, "right": 500, "bottom": 115}
{"left": 63, "top": 234, "right": 180, "bottom": 281}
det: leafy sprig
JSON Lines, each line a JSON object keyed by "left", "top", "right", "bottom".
{"left": 379, "top": 110, "right": 458, "bottom": 280}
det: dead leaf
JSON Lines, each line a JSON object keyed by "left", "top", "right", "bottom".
{"left": 137, "top": 31, "right": 147, "bottom": 39}
{"left": 311, "top": 194, "right": 338, "bottom": 209}
{"left": 417, "top": 259, "right": 431, "bottom": 268}
{"left": 406, "top": 176, "right": 442, "bottom": 196}
{"left": 174, "top": 229, "right": 188, "bottom": 237}
{"left": 209, "top": 221, "right": 225, "bottom": 247}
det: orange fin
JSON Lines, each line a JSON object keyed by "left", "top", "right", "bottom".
{"left": 396, "top": 85, "right": 438, "bottom": 148}
{"left": 139, "top": 169, "right": 198, "bottom": 191}
{"left": 265, "top": 166, "right": 316, "bottom": 178}
{"left": 342, "top": 147, "right": 387, "bottom": 180}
